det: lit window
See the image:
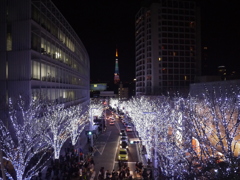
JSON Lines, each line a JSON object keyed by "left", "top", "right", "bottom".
{"left": 55, "top": 52, "right": 61, "bottom": 59}
{"left": 7, "top": 33, "right": 12, "bottom": 51}
{"left": 63, "top": 91, "right": 67, "bottom": 98}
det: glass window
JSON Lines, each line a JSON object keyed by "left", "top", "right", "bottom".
{"left": 31, "top": 61, "right": 40, "bottom": 80}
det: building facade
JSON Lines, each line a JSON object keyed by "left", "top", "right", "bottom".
{"left": 118, "top": 82, "right": 129, "bottom": 100}
{"left": 135, "top": 0, "right": 201, "bottom": 96}
{"left": 0, "top": 0, "right": 90, "bottom": 119}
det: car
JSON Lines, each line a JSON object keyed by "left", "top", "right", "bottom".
{"left": 110, "top": 117, "right": 115, "bottom": 121}
{"left": 126, "top": 126, "right": 133, "bottom": 132}
{"left": 120, "top": 136, "right": 128, "bottom": 144}
{"left": 120, "top": 133, "right": 128, "bottom": 139}
{"left": 120, "top": 129, "right": 127, "bottom": 136}
{"left": 118, "top": 148, "right": 128, "bottom": 160}
{"left": 109, "top": 121, "right": 115, "bottom": 125}
{"left": 119, "top": 141, "right": 128, "bottom": 150}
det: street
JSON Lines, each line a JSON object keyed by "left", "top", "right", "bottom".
{"left": 91, "top": 111, "right": 143, "bottom": 179}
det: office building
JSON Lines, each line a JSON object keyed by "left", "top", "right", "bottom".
{"left": 135, "top": 0, "right": 201, "bottom": 96}
{"left": 0, "top": 0, "right": 90, "bottom": 119}
{"left": 118, "top": 82, "right": 129, "bottom": 100}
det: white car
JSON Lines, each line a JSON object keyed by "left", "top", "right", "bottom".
{"left": 109, "top": 121, "right": 115, "bottom": 125}
{"left": 126, "top": 126, "right": 133, "bottom": 132}
{"left": 110, "top": 117, "right": 115, "bottom": 121}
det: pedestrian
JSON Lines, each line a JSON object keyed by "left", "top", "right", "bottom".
{"left": 90, "top": 157, "right": 95, "bottom": 165}
{"left": 89, "top": 146, "right": 93, "bottom": 153}
{"left": 86, "top": 168, "right": 91, "bottom": 179}
{"left": 79, "top": 147, "right": 83, "bottom": 153}
{"left": 138, "top": 162, "right": 143, "bottom": 173}
{"left": 106, "top": 170, "right": 111, "bottom": 179}
{"left": 98, "top": 167, "right": 104, "bottom": 180}
{"left": 118, "top": 160, "right": 122, "bottom": 170}
{"left": 118, "top": 170, "right": 124, "bottom": 180}
{"left": 126, "top": 167, "right": 130, "bottom": 177}
{"left": 135, "top": 162, "right": 139, "bottom": 173}
{"left": 112, "top": 169, "right": 115, "bottom": 177}
{"left": 80, "top": 152, "right": 84, "bottom": 161}
{"left": 79, "top": 168, "right": 83, "bottom": 177}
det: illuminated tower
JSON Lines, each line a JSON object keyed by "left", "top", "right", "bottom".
{"left": 114, "top": 48, "right": 120, "bottom": 84}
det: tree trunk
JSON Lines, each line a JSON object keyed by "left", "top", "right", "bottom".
{"left": 0, "top": 143, "right": 7, "bottom": 180}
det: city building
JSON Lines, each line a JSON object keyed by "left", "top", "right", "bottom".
{"left": 135, "top": 0, "right": 201, "bottom": 96}
{"left": 190, "top": 79, "right": 240, "bottom": 99}
{"left": 0, "top": 0, "right": 90, "bottom": 120}
{"left": 218, "top": 66, "right": 227, "bottom": 81}
{"left": 118, "top": 82, "right": 129, "bottom": 100}
{"left": 99, "top": 91, "right": 116, "bottom": 98}
{"left": 90, "top": 83, "right": 107, "bottom": 98}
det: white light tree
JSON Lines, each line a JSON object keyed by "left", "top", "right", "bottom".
{"left": 89, "top": 100, "right": 104, "bottom": 126}
{"left": 0, "top": 98, "right": 51, "bottom": 180}
{"left": 189, "top": 86, "right": 240, "bottom": 179}
{"left": 109, "top": 98, "right": 119, "bottom": 110}
{"left": 67, "top": 104, "right": 89, "bottom": 146}
{"left": 120, "top": 96, "right": 195, "bottom": 179}
{"left": 42, "top": 103, "right": 70, "bottom": 159}
{"left": 122, "top": 96, "right": 159, "bottom": 159}
{"left": 155, "top": 96, "right": 193, "bottom": 179}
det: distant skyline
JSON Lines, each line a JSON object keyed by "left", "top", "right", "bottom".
{"left": 52, "top": 0, "right": 240, "bottom": 82}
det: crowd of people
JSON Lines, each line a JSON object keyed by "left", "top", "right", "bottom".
{"left": 33, "top": 145, "right": 95, "bottom": 180}
{"left": 98, "top": 164, "right": 133, "bottom": 180}
{"left": 97, "top": 161, "right": 143, "bottom": 180}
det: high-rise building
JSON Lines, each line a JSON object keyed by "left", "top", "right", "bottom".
{"left": 118, "top": 82, "right": 129, "bottom": 100}
{"left": 135, "top": 0, "right": 201, "bottom": 96}
{"left": 0, "top": 0, "right": 90, "bottom": 119}
{"left": 114, "top": 48, "right": 120, "bottom": 84}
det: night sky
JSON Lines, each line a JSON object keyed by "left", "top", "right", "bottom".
{"left": 52, "top": 0, "right": 240, "bottom": 82}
